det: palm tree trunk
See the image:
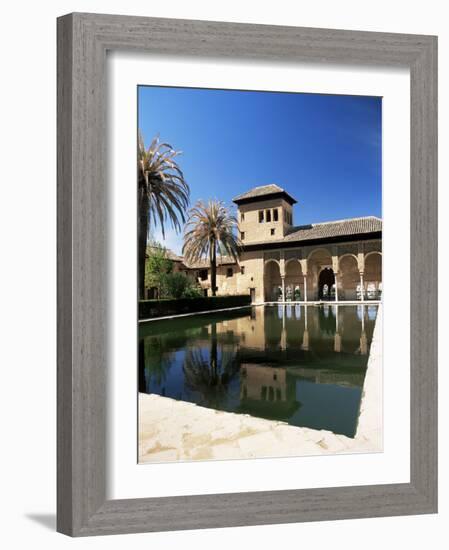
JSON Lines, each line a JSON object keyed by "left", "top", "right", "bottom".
{"left": 138, "top": 190, "right": 149, "bottom": 300}
{"left": 210, "top": 239, "right": 217, "bottom": 297}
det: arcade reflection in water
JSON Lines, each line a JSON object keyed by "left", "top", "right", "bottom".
{"left": 139, "top": 304, "right": 378, "bottom": 437}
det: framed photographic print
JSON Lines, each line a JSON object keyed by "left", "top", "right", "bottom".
{"left": 57, "top": 13, "right": 437, "bottom": 536}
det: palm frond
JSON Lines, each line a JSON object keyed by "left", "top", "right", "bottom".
{"left": 138, "top": 132, "right": 190, "bottom": 238}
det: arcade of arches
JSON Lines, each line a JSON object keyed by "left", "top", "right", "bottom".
{"left": 144, "top": 183, "right": 382, "bottom": 304}
{"left": 263, "top": 244, "right": 381, "bottom": 302}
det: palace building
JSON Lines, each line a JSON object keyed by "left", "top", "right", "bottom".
{"left": 149, "top": 184, "right": 382, "bottom": 303}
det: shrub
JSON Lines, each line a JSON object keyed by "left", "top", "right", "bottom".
{"left": 161, "top": 272, "right": 202, "bottom": 299}
{"left": 181, "top": 282, "right": 203, "bottom": 299}
{"left": 161, "top": 272, "right": 188, "bottom": 299}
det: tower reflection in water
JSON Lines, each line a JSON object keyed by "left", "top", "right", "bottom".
{"left": 139, "top": 304, "right": 378, "bottom": 438}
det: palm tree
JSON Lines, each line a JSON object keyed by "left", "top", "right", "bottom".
{"left": 183, "top": 200, "right": 241, "bottom": 296}
{"left": 138, "top": 133, "right": 190, "bottom": 299}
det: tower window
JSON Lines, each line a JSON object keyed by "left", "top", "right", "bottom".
{"left": 271, "top": 228, "right": 275, "bottom": 236}
{"left": 241, "top": 266, "right": 245, "bottom": 275}
{"left": 241, "top": 212, "right": 245, "bottom": 222}
{"left": 226, "top": 267, "right": 233, "bottom": 278}
{"left": 266, "top": 209, "right": 271, "bottom": 222}
{"left": 240, "top": 231, "right": 245, "bottom": 240}
{"left": 259, "top": 210, "right": 264, "bottom": 223}
{"left": 273, "top": 208, "right": 278, "bottom": 221}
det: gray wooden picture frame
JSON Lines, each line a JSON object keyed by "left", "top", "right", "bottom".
{"left": 57, "top": 12, "right": 438, "bottom": 537}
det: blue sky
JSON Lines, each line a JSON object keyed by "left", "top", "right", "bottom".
{"left": 138, "top": 86, "right": 381, "bottom": 255}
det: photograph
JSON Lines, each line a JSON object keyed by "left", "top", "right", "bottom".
{"left": 0, "top": 0, "right": 440, "bottom": 542}
{"left": 137, "top": 85, "right": 383, "bottom": 464}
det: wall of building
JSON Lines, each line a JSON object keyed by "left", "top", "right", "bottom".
{"left": 237, "top": 250, "right": 266, "bottom": 302}
{"left": 237, "top": 197, "right": 293, "bottom": 244}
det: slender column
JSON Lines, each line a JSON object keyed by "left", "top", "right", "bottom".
{"left": 302, "top": 329, "right": 309, "bottom": 350}
{"left": 332, "top": 254, "right": 339, "bottom": 302}
{"left": 334, "top": 304, "right": 340, "bottom": 352}
{"left": 334, "top": 332, "right": 341, "bottom": 352}
{"left": 360, "top": 308, "right": 367, "bottom": 355}
{"left": 300, "top": 258, "right": 308, "bottom": 302}
{"left": 357, "top": 245, "right": 365, "bottom": 302}
{"left": 302, "top": 306, "right": 309, "bottom": 350}
{"left": 281, "top": 306, "right": 287, "bottom": 349}
{"left": 360, "top": 331, "right": 368, "bottom": 355}
{"left": 279, "top": 252, "right": 285, "bottom": 301}
{"left": 359, "top": 271, "right": 365, "bottom": 301}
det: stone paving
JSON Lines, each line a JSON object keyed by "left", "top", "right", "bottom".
{"left": 139, "top": 307, "right": 383, "bottom": 464}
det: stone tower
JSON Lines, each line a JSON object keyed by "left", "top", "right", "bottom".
{"left": 232, "top": 184, "right": 297, "bottom": 244}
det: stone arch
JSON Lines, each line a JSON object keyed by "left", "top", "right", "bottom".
{"left": 318, "top": 267, "right": 335, "bottom": 300}
{"left": 339, "top": 254, "right": 359, "bottom": 301}
{"left": 307, "top": 246, "right": 332, "bottom": 261}
{"left": 264, "top": 258, "right": 281, "bottom": 269}
{"left": 307, "top": 248, "right": 333, "bottom": 300}
{"left": 285, "top": 258, "right": 303, "bottom": 301}
{"left": 338, "top": 253, "right": 358, "bottom": 269}
{"left": 364, "top": 252, "right": 382, "bottom": 299}
{"left": 264, "top": 259, "right": 282, "bottom": 301}
{"left": 364, "top": 251, "right": 382, "bottom": 262}
{"left": 284, "top": 257, "right": 301, "bottom": 268}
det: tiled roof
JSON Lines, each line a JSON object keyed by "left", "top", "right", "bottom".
{"left": 285, "top": 216, "right": 381, "bottom": 242}
{"left": 184, "top": 256, "right": 237, "bottom": 269}
{"left": 247, "top": 216, "right": 382, "bottom": 247}
{"left": 146, "top": 245, "right": 237, "bottom": 269}
{"left": 146, "top": 245, "right": 183, "bottom": 262}
{"left": 233, "top": 184, "right": 297, "bottom": 205}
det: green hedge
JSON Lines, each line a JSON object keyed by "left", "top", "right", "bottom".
{"left": 139, "top": 294, "right": 251, "bottom": 320}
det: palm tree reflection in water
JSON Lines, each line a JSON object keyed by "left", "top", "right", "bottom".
{"left": 183, "top": 324, "right": 240, "bottom": 409}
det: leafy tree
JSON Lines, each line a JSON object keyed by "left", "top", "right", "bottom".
{"left": 144, "top": 244, "right": 173, "bottom": 298}
{"left": 183, "top": 200, "right": 241, "bottom": 296}
{"left": 138, "top": 133, "right": 190, "bottom": 299}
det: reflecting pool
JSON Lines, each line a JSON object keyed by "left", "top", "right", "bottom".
{"left": 139, "top": 304, "right": 378, "bottom": 437}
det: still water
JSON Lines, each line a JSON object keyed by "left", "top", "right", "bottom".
{"left": 139, "top": 305, "right": 378, "bottom": 437}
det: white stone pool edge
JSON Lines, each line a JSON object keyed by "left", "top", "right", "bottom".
{"left": 139, "top": 300, "right": 381, "bottom": 323}
{"left": 138, "top": 305, "right": 383, "bottom": 463}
